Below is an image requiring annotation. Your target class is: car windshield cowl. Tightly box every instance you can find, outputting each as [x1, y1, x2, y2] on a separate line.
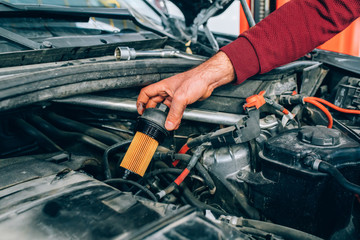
[0, 1, 174, 39]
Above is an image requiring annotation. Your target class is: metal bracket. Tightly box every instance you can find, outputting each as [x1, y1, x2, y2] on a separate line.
[190, 0, 233, 51]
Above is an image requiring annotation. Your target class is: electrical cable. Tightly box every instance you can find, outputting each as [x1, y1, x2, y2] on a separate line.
[143, 168, 205, 188]
[104, 178, 157, 202]
[156, 145, 206, 199]
[173, 134, 211, 167]
[172, 144, 189, 166]
[178, 144, 190, 154]
[305, 97, 360, 115]
[153, 152, 217, 194]
[280, 94, 359, 129]
[303, 98, 333, 128]
[186, 134, 212, 149]
[265, 97, 293, 117]
[103, 140, 132, 179]
[182, 186, 227, 216]
[145, 160, 225, 215]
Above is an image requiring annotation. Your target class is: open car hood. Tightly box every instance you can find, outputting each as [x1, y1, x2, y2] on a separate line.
[168, 0, 234, 26]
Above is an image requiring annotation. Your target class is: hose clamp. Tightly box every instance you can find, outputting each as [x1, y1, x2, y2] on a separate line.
[312, 159, 322, 171]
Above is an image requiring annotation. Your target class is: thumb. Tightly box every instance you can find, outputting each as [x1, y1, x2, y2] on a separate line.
[165, 96, 187, 131]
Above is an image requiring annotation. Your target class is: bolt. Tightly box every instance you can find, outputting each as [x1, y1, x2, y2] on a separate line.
[236, 171, 243, 179]
[264, 115, 274, 123]
[41, 41, 53, 48]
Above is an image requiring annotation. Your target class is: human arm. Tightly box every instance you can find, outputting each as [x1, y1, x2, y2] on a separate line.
[137, 0, 360, 131]
[137, 51, 236, 130]
[223, 0, 360, 83]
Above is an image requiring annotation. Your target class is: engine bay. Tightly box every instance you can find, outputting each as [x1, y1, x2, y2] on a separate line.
[0, 50, 359, 240]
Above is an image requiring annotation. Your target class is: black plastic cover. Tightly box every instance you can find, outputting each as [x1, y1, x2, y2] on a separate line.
[136, 104, 169, 143]
[0, 156, 250, 239]
[238, 126, 360, 238]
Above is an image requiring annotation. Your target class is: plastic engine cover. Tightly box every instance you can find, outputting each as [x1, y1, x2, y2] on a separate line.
[0, 159, 250, 240]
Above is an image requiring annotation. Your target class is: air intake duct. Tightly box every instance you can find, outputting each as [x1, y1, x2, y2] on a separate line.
[120, 104, 169, 177]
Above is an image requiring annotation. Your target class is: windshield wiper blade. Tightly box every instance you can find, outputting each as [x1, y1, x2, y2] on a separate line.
[0, 26, 41, 50]
[0, 1, 173, 38]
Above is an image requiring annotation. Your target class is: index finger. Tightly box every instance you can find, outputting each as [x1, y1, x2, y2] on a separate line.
[137, 83, 168, 114]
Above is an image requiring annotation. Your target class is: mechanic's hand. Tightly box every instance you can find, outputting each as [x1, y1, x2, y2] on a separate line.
[137, 51, 235, 131]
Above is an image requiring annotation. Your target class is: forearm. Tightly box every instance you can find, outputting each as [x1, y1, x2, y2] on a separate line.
[184, 51, 236, 90]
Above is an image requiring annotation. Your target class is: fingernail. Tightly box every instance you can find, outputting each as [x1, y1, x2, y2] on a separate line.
[165, 121, 175, 130]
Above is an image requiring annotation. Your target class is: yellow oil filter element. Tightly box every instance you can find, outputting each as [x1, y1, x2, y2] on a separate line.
[120, 104, 169, 177]
[120, 132, 159, 176]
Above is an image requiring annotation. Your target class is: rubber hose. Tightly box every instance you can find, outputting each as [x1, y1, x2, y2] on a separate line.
[13, 118, 63, 152]
[239, 218, 323, 240]
[28, 115, 108, 151]
[103, 140, 132, 179]
[318, 161, 360, 195]
[143, 168, 184, 180]
[47, 112, 124, 145]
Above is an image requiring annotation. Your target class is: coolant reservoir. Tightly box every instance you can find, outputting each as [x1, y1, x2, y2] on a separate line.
[240, 126, 360, 238]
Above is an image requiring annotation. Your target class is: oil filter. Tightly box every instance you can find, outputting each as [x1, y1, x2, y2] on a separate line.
[120, 104, 169, 177]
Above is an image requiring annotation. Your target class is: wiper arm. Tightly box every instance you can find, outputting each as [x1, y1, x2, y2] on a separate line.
[0, 1, 173, 38]
[0, 26, 41, 50]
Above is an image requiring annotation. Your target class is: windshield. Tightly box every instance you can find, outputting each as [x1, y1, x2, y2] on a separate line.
[5, 0, 163, 24]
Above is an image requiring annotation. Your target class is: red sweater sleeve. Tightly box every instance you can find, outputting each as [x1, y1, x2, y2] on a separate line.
[220, 0, 360, 84]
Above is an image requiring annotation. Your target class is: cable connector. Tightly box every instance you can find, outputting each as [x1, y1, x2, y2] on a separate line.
[279, 94, 305, 106]
[209, 108, 260, 148]
[243, 91, 266, 110]
[265, 98, 294, 118]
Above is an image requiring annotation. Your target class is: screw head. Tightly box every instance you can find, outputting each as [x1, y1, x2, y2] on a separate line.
[41, 41, 53, 48]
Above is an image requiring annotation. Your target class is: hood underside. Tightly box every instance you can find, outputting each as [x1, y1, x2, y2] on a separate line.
[169, 0, 234, 26]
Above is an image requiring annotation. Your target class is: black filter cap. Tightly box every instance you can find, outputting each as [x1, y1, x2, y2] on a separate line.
[136, 103, 169, 142]
[298, 126, 341, 146]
